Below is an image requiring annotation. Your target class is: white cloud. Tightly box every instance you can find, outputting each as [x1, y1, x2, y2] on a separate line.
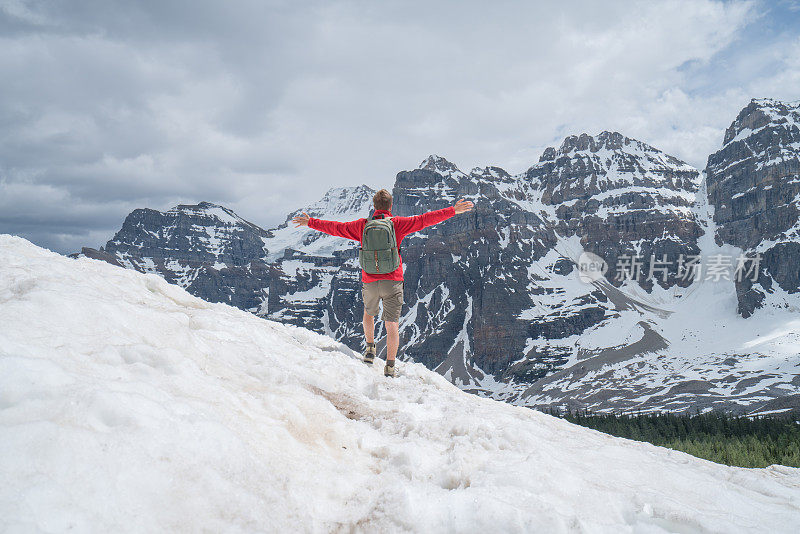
[1, 0, 798, 253]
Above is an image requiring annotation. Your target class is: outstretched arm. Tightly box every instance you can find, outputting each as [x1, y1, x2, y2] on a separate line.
[292, 212, 363, 241]
[393, 198, 474, 235]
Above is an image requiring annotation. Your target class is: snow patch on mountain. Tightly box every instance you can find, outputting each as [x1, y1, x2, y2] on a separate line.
[262, 185, 375, 262]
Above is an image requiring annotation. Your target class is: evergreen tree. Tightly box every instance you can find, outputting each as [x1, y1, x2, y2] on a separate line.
[545, 407, 800, 468]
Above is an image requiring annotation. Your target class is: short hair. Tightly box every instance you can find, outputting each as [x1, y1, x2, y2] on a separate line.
[373, 189, 392, 210]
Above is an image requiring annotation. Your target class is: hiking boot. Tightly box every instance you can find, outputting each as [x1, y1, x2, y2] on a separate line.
[363, 342, 376, 365]
[384, 360, 396, 377]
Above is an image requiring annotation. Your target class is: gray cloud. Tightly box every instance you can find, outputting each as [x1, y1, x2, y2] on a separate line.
[0, 0, 798, 254]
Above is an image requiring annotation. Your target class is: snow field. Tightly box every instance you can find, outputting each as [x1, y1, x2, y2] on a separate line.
[1, 235, 799, 533]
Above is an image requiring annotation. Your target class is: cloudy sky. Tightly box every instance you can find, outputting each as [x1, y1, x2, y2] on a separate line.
[1, 0, 799, 254]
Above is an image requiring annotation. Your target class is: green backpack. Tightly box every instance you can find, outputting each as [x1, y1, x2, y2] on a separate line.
[359, 215, 401, 274]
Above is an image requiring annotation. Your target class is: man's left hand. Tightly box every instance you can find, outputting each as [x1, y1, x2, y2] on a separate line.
[292, 212, 311, 227]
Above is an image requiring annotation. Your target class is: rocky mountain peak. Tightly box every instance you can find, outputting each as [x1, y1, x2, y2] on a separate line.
[539, 131, 680, 167]
[470, 166, 512, 181]
[293, 185, 375, 219]
[550, 131, 629, 156]
[419, 154, 465, 178]
[167, 201, 252, 228]
[558, 132, 593, 154]
[532, 129, 698, 198]
[320, 184, 373, 199]
[722, 98, 800, 146]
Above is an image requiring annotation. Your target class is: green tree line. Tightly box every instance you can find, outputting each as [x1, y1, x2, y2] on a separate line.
[544, 408, 800, 468]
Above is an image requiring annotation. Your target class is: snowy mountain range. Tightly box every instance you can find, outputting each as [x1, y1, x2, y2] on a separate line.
[72, 98, 800, 415]
[3, 235, 799, 532]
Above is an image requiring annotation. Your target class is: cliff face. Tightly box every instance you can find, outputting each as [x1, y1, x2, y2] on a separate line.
[390, 157, 559, 381]
[706, 99, 800, 316]
[73, 100, 800, 414]
[532, 131, 704, 291]
[101, 202, 272, 312]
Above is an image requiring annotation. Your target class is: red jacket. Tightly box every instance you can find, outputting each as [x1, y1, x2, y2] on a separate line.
[308, 206, 456, 283]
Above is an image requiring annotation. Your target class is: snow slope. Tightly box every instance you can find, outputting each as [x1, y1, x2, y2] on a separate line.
[2, 235, 799, 533]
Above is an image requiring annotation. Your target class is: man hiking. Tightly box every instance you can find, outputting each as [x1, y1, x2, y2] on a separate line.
[292, 189, 474, 377]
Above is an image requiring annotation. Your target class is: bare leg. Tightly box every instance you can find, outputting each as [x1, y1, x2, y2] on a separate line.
[363, 309, 375, 344]
[385, 321, 399, 362]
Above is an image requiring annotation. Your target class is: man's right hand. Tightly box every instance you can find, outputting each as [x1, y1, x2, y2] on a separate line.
[454, 198, 474, 214]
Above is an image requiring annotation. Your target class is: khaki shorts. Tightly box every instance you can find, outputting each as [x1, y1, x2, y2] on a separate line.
[362, 280, 404, 322]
